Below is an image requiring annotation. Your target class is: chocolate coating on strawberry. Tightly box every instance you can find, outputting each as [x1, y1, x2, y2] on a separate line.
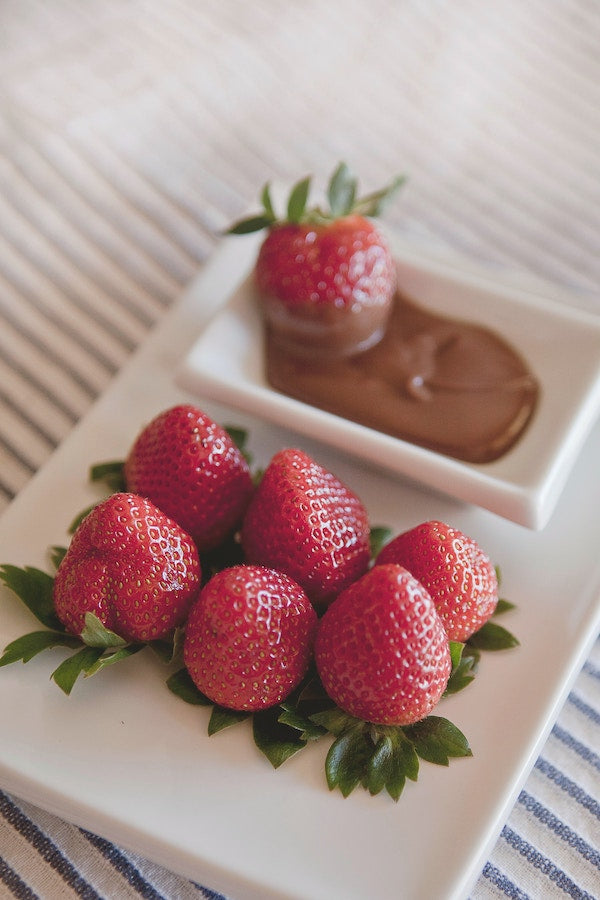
[183, 565, 317, 711]
[124, 405, 253, 552]
[241, 447, 371, 607]
[376, 520, 498, 642]
[256, 216, 395, 358]
[229, 163, 404, 358]
[315, 564, 451, 726]
[53, 493, 201, 643]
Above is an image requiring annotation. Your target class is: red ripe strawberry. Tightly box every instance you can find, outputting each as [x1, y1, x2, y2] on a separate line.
[315, 564, 451, 726]
[229, 163, 404, 358]
[53, 492, 201, 643]
[240, 447, 371, 607]
[375, 520, 498, 642]
[124, 404, 253, 552]
[183, 564, 317, 711]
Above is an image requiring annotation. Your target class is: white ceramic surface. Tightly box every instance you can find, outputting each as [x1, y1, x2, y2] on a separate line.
[1, 237, 600, 900]
[178, 235, 600, 529]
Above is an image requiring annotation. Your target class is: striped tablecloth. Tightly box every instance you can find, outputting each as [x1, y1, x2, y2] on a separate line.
[1, 2, 599, 897]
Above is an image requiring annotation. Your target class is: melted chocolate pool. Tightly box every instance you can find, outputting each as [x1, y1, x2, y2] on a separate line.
[264, 292, 539, 464]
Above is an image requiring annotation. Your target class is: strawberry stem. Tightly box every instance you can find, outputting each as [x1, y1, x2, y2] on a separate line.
[226, 162, 406, 234]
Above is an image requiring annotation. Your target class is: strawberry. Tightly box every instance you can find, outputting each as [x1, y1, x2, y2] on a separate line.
[229, 163, 404, 358]
[375, 520, 498, 642]
[183, 564, 317, 711]
[123, 404, 253, 552]
[315, 563, 451, 726]
[240, 447, 371, 607]
[53, 492, 201, 643]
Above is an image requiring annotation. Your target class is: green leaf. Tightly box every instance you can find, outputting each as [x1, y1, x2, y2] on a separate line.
[224, 425, 253, 467]
[294, 670, 332, 707]
[494, 598, 515, 615]
[79, 613, 127, 649]
[369, 525, 393, 559]
[0, 564, 63, 631]
[0, 630, 81, 667]
[444, 646, 478, 696]
[208, 705, 249, 735]
[68, 503, 97, 534]
[405, 716, 472, 765]
[224, 425, 249, 453]
[468, 620, 520, 651]
[49, 546, 67, 571]
[85, 643, 144, 677]
[327, 162, 357, 217]
[365, 733, 398, 797]
[366, 727, 419, 800]
[278, 706, 327, 741]
[149, 627, 185, 665]
[279, 671, 335, 736]
[285, 667, 334, 710]
[310, 706, 362, 736]
[286, 176, 311, 223]
[89, 460, 126, 492]
[261, 182, 276, 221]
[166, 667, 213, 706]
[227, 214, 275, 235]
[51, 645, 106, 695]
[352, 174, 406, 217]
[449, 641, 464, 670]
[253, 706, 307, 768]
[325, 726, 373, 797]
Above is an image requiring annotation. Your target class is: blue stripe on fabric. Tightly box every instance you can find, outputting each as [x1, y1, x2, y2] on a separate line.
[501, 825, 597, 899]
[82, 833, 227, 899]
[518, 790, 600, 869]
[195, 884, 228, 900]
[480, 861, 529, 898]
[568, 692, 600, 727]
[535, 757, 600, 820]
[551, 724, 600, 772]
[0, 433, 37, 474]
[0, 386, 58, 448]
[80, 831, 168, 900]
[582, 659, 600, 681]
[0, 791, 101, 899]
[0, 855, 38, 900]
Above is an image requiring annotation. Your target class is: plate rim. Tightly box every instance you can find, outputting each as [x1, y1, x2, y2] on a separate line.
[1, 234, 600, 900]
[176, 234, 600, 530]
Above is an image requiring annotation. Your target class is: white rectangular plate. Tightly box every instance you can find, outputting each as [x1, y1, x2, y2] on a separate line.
[178, 234, 600, 529]
[1, 237, 600, 900]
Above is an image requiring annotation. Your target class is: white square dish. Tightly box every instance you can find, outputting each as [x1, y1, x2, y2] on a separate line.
[1, 235, 600, 900]
[177, 234, 600, 529]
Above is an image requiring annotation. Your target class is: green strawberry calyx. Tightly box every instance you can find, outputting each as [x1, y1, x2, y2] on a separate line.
[227, 162, 406, 235]
[0, 426, 255, 696]
[167, 595, 518, 803]
[167, 662, 473, 802]
[0, 562, 179, 695]
[1, 427, 520, 800]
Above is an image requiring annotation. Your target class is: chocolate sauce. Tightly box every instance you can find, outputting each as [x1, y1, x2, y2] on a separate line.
[264, 293, 539, 464]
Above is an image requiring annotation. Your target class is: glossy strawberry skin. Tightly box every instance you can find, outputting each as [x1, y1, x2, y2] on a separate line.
[256, 215, 395, 310]
[375, 520, 498, 642]
[124, 405, 254, 552]
[183, 565, 317, 711]
[315, 564, 451, 726]
[53, 493, 201, 643]
[255, 216, 395, 357]
[240, 448, 371, 607]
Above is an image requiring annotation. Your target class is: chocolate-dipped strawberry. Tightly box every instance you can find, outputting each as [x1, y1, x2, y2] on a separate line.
[229, 163, 404, 359]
